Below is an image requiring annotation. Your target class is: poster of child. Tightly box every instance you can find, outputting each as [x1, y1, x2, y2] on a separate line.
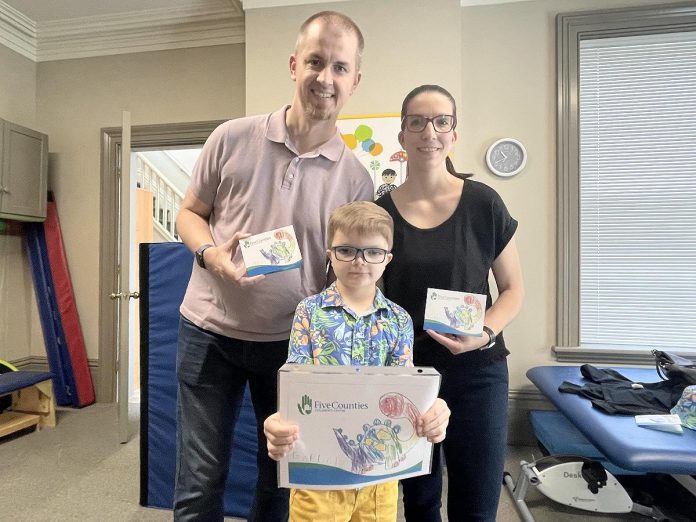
[376, 168, 397, 198]
[337, 115, 406, 198]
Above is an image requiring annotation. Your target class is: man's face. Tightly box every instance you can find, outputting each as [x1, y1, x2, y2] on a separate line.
[290, 21, 362, 122]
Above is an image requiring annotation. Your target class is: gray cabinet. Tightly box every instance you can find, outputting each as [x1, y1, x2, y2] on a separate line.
[0, 119, 48, 222]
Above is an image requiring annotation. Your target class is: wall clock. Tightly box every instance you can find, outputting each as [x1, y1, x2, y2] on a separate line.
[485, 138, 527, 177]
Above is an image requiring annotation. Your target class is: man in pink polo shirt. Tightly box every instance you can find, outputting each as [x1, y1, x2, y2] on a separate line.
[173, 11, 373, 522]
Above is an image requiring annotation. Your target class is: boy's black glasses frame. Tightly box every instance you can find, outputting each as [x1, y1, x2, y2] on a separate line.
[331, 246, 389, 264]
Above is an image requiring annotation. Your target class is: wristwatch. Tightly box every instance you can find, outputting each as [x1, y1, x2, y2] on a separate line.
[480, 325, 497, 350]
[195, 244, 214, 269]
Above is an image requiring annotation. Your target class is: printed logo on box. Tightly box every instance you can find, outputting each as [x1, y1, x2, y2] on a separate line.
[240, 225, 303, 276]
[423, 288, 486, 336]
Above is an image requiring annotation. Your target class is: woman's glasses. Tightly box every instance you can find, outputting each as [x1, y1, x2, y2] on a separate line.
[331, 246, 389, 264]
[402, 114, 456, 133]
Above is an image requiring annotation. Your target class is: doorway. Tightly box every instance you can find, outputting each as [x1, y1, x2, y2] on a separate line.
[127, 147, 202, 406]
[98, 120, 224, 408]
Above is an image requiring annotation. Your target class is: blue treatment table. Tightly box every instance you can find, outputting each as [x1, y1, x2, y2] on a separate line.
[504, 366, 696, 522]
[526, 366, 696, 477]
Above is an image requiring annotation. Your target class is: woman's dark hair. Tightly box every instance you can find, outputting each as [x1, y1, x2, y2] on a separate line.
[401, 84, 472, 179]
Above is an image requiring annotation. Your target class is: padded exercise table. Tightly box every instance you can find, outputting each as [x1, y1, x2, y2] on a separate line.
[527, 366, 696, 494]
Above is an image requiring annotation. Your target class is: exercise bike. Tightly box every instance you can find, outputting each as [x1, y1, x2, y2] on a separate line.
[503, 455, 687, 521]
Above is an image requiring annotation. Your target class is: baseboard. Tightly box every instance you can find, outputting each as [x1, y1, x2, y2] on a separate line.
[508, 387, 554, 445]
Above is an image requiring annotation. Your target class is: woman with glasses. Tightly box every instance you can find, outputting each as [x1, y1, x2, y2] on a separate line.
[376, 85, 524, 522]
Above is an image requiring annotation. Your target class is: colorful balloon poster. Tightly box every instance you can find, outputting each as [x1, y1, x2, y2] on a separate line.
[337, 114, 406, 200]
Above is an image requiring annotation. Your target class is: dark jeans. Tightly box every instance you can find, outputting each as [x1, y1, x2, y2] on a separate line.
[402, 358, 509, 522]
[173, 316, 290, 522]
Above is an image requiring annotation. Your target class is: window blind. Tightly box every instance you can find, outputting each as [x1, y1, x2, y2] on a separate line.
[579, 32, 696, 350]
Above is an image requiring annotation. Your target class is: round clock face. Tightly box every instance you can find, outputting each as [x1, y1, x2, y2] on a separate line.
[486, 138, 527, 177]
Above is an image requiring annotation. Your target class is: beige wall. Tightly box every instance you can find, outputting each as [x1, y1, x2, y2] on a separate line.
[0, 45, 36, 127]
[1, 44, 245, 366]
[0, 45, 39, 365]
[457, 0, 687, 389]
[1, 0, 687, 396]
[249, 0, 685, 392]
[245, 0, 462, 117]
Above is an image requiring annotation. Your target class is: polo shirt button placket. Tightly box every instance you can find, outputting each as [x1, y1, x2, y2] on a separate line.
[283, 157, 300, 189]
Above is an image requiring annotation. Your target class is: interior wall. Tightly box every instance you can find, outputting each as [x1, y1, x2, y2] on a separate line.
[31, 44, 245, 367]
[0, 45, 39, 365]
[2, 0, 687, 398]
[0, 44, 36, 127]
[245, 0, 462, 118]
[457, 0, 689, 390]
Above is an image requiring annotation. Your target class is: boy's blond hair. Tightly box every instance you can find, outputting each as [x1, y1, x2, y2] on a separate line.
[327, 201, 393, 249]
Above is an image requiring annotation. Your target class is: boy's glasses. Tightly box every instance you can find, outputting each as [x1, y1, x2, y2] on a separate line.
[402, 114, 456, 133]
[331, 246, 389, 264]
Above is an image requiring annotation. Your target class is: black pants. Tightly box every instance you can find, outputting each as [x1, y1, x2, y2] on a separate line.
[173, 316, 290, 521]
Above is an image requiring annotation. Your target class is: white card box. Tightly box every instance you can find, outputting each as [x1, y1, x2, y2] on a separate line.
[239, 225, 302, 276]
[423, 288, 486, 336]
[277, 364, 441, 490]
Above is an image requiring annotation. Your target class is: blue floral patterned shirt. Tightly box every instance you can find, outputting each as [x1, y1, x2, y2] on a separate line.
[287, 283, 414, 367]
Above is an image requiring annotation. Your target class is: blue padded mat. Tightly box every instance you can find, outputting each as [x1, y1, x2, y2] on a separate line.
[529, 410, 640, 476]
[139, 242, 258, 518]
[25, 223, 77, 406]
[0, 371, 53, 396]
[527, 366, 696, 475]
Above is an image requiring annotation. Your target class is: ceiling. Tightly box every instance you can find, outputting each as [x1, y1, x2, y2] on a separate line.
[2, 0, 242, 22]
[0, 0, 531, 62]
[0, 0, 245, 61]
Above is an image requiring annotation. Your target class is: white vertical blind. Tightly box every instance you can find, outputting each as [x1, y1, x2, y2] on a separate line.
[579, 32, 696, 350]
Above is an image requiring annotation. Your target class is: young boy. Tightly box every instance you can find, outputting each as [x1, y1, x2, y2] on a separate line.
[263, 201, 450, 522]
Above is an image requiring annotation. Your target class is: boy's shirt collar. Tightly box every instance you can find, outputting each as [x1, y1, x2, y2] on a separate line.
[319, 282, 389, 314]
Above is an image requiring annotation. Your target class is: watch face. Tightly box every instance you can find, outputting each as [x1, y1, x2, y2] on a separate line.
[486, 138, 527, 177]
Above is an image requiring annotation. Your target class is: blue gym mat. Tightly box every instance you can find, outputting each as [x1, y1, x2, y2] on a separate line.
[25, 222, 77, 406]
[139, 242, 258, 518]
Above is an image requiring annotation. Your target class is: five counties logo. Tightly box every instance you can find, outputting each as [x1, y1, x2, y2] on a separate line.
[297, 394, 312, 415]
[296, 394, 368, 415]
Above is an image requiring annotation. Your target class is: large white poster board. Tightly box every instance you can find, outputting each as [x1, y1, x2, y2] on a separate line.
[278, 364, 441, 490]
[337, 114, 406, 199]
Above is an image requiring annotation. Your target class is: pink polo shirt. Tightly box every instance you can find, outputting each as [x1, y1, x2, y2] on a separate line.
[179, 106, 374, 341]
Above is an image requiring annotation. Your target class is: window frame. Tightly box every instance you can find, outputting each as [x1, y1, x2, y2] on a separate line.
[555, 4, 696, 364]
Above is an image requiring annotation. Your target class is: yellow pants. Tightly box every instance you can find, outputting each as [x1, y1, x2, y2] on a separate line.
[289, 481, 398, 522]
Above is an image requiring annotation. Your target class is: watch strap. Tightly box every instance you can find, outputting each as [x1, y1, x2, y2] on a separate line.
[481, 325, 496, 350]
[195, 244, 214, 269]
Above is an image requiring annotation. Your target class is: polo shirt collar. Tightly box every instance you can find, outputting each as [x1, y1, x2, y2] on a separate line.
[266, 105, 344, 162]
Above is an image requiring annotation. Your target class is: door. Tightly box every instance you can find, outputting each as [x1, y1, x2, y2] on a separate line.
[114, 111, 137, 443]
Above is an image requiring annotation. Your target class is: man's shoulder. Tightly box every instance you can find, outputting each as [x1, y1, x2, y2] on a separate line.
[218, 112, 271, 134]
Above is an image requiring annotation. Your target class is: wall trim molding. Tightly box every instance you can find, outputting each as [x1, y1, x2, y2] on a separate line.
[0, 0, 36, 61]
[0, 0, 244, 62]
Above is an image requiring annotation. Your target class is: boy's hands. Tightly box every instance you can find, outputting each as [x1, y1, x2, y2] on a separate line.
[206, 232, 265, 286]
[416, 398, 450, 444]
[263, 412, 299, 461]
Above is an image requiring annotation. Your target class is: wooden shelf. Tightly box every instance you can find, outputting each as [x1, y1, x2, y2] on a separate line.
[0, 410, 40, 438]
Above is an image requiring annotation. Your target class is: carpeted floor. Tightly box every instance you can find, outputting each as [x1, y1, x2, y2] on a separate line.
[0, 403, 664, 521]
